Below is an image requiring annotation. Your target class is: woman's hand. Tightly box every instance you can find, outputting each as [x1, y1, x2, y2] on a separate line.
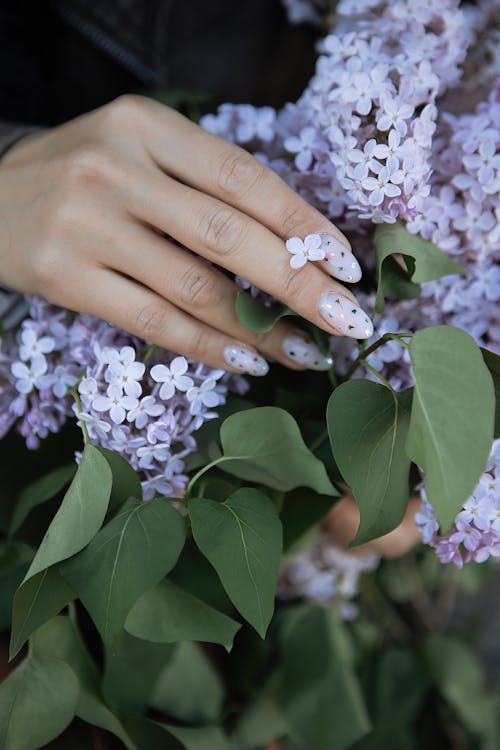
[0, 95, 371, 375]
[325, 495, 422, 558]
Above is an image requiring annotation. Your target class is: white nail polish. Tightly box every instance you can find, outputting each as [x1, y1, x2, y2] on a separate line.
[318, 292, 373, 339]
[223, 345, 269, 376]
[318, 233, 362, 283]
[282, 335, 333, 371]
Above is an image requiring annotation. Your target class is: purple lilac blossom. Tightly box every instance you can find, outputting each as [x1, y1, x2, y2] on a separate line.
[0, 296, 247, 499]
[415, 441, 500, 568]
[278, 534, 380, 619]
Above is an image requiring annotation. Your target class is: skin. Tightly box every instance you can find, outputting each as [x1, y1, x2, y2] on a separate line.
[0, 94, 363, 373]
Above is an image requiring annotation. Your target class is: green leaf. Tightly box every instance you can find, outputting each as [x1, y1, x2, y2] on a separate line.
[60, 498, 185, 644]
[0, 541, 33, 630]
[482, 348, 500, 439]
[10, 445, 112, 657]
[10, 568, 74, 660]
[125, 578, 241, 651]
[119, 715, 183, 750]
[327, 381, 413, 544]
[281, 488, 337, 551]
[102, 629, 175, 712]
[424, 635, 496, 738]
[9, 464, 76, 536]
[0, 656, 78, 750]
[167, 725, 234, 750]
[374, 222, 464, 312]
[31, 616, 136, 749]
[98, 447, 143, 516]
[219, 407, 336, 495]
[235, 291, 295, 333]
[279, 607, 370, 750]
[234, 673, 288, 749]
[189, 489, 282, 637]
[406, 326, 495, 530]
[151, 642, 225, 724]
[22, 444, 112, 580]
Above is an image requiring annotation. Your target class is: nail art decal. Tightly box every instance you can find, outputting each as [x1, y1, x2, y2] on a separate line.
[223, 345, 269, 376]
[318, 292, 373, 339]
[282, 335, 333, 371]
[318, 233, 362, 283]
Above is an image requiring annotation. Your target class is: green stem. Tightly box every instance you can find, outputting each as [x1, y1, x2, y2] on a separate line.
[327, 367, 338, 389]
[71, 387, 90, 445]
[310, 428, 329, 453]
[360, 360, 394, 390]
[143, 344, 158, 365]
[186, 455, 233, 498]
[343, 332, 413, 380]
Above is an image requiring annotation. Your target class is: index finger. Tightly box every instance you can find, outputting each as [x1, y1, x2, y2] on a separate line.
[142, 101, 360, 280]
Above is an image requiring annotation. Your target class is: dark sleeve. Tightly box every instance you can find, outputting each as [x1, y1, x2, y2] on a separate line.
[0, 1, 51, 158]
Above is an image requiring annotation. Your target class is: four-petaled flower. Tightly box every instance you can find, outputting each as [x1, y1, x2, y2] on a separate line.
[347, 138, 386, 180]
[284, 127, 326, 171]
[361, 167, 401, 205]
[151, 357, 194, 400]
[377, 96, 414, 136]
[127, 396, 165, 429]
[286, 234, 325, 269]
[92, 384, 139, 425]
[19, 328, 55, 362]
[11, 355, 50, 394]
[187, 379, 221, 416]
[107, 357, 145, 398]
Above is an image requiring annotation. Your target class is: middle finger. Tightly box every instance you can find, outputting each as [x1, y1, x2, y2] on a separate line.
[129, 166, 374, 340]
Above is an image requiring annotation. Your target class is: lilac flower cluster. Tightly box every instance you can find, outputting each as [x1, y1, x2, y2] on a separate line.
[203, 0, 474, 226]
[278, 534, 379, 620]
[0, 296, 246, 499]
[416, 441, 500, 568]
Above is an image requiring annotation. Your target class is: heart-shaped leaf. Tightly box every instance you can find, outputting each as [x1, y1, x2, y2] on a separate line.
[406, 326, 495, 530]
[9, 464, 76, 536]
[327, 380, 412, 544]
[189, 489, 282, 637]
[60, 498, 186, 644]
[235, 291, 295, 333]
[219, 407, 336, 496]
[125, 578, 241, 651]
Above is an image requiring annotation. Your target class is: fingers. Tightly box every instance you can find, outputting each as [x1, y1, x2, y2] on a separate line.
[143, 101, 352, 254]
[72, 267, 270, 375]
[105, 221, 334, 372]
[127, 166, 373, 340]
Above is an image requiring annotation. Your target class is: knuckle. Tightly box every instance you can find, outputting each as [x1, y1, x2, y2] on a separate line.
[281, 266, 307, 304]
[279, 204, 312, 238]
[30, 243, 64, 289]
[215, 149, 265, 199]
[178, 266, 222, 307]
[100, 94, 150, 129]
[199, 206, 246, 256]
[134, 304, 169, 341]
[62, 144, 118, 185]
[186, 328, 208, 360]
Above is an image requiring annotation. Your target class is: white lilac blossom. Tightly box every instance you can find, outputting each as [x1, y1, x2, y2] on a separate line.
[0, 296, 247, 497]
[285, 233, 325, 268]
[278, 535, 380, 620]
[415, 441, 500, 568]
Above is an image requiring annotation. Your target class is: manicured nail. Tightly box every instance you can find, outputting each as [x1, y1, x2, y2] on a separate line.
[223, 345, 269, 376]
[318, 292, 373, 339]
[318, 233, 362, 283]
[282, 334, 333, 371]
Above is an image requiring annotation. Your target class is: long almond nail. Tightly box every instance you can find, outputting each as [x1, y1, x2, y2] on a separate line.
[318, 292, 373, 339]
[318, 233, 362, 283]
[282, 334, 333, 371]
[223, 345, 269, 376]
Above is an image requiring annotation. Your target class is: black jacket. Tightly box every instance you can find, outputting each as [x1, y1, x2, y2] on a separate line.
[0, 0, 315, 157]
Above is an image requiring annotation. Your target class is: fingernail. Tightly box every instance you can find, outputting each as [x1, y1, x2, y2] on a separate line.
[223, 345, 269, 376]
[318, 233, 362, 283]
[318, 292, 373, 339]
[282, 334, 333, 371]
